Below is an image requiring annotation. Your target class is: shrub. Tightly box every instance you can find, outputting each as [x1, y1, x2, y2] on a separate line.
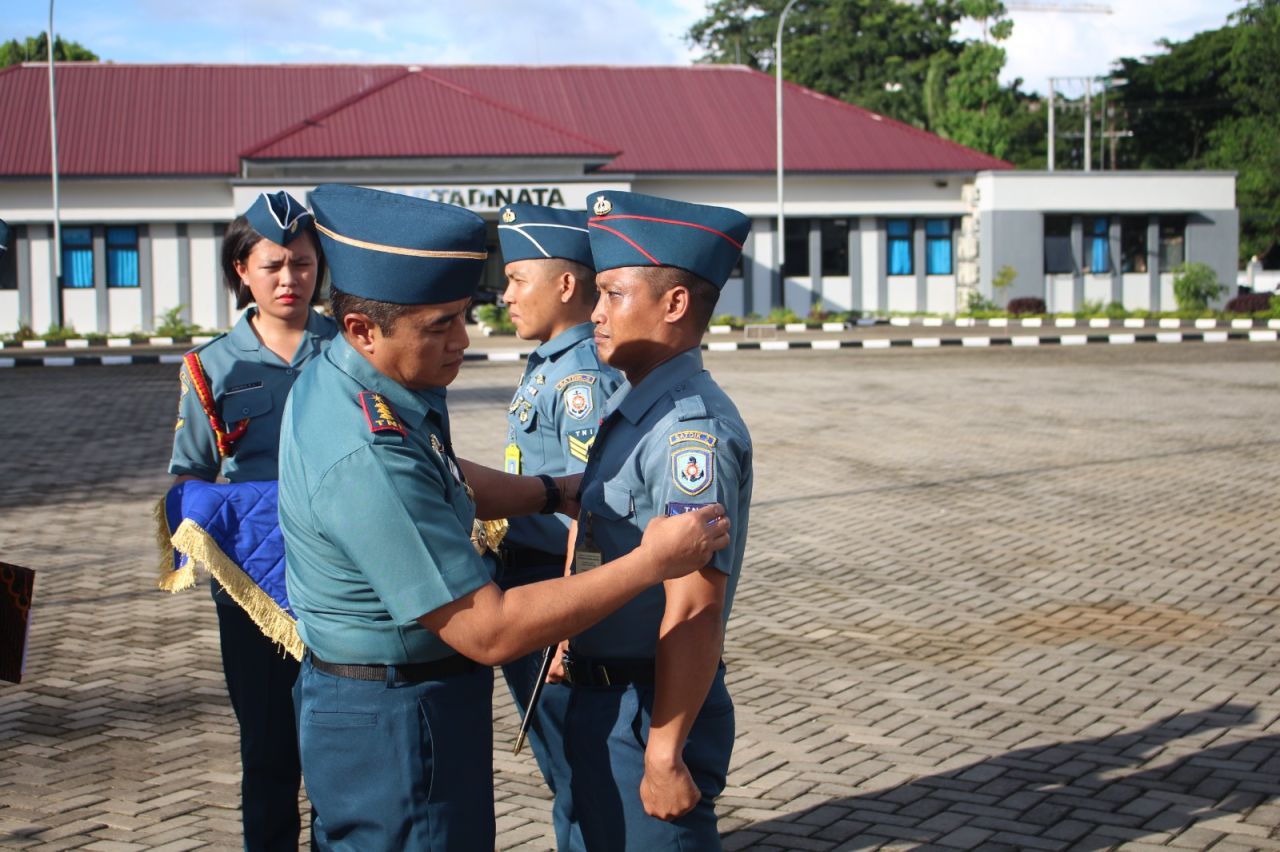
[1104, 301, 1129, 319]
[154, 306, 202, 338]
[964, 290, 1000, 314]
[475, 304, 516, 334]
[1076, 298, 1105, 319]
[766, 306, 799, 325]
[1007, 297, 1046, 316]
[41, 323, 80, 341]
[1224, 292, 1273, 314]
[711, 314, 742, 329]
[1171, 262, 1224, 313]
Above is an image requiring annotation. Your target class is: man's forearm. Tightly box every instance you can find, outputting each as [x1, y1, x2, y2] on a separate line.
[457, 458, 545, 519]
[646, 605, 724, 766]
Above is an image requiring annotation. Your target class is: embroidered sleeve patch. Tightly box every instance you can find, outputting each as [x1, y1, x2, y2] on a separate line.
[563, 384, 594, 421]
[555, 372, 597, 391]
[669, 429, 717, 448]
[671, 447, 713, 496]
[358, 391, 406, 435]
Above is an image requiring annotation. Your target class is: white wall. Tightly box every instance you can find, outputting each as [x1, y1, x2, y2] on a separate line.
[718, 277, 746, 318]
[150, 224, 182, 320]
[860, 220, 878, 312]
[1122, 274, 1150, 310]
[1048, 275, 1073, 313]
[108, 288, 143, 334]
[63, 289, 97, 334]
[1084, 275, 1112, 308]
[886, 276, 915, 312]
[635, 175, 967, 218]
[188, 224, 219, 330]
[28, 229, 53, 332]
[975, 171, 1236, 213]
[821, 276, 853, 312]
[0, 292, 18, 334]
[926, 276, 956, 315]
[1160, 273, 1175, 311]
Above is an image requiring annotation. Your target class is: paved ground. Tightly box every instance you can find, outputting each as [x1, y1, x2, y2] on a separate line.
[0, 342, 1277, 850]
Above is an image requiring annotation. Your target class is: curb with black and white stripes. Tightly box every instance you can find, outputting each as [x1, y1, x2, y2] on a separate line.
[2, 329, 1277, 368]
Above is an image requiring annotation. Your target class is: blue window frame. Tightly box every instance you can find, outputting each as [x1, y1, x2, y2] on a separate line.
[1085, 216, 1110, 274]
[62, 226, 94, 288]
[107, 226, 140, 288]
[887, 218, 912, 276]
[925, 219, 952, 275]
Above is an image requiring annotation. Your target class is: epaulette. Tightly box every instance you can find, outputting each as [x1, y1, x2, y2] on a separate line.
[357, 391, 407, 436]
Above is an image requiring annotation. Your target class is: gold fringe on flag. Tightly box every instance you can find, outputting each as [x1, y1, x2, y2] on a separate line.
[152, 496, 303, 660]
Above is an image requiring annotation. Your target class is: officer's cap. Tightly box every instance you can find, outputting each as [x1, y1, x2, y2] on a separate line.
[311, 184, 488, 306]
[498, 204, 593, 270]
[243, 191, 314, 247]
[587, 191, 751, 290]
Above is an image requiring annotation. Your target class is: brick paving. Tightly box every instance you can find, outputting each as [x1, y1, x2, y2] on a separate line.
[0, 342, 1277, 850]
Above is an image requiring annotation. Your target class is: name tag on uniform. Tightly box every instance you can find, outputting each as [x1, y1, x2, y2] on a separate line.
[504, 443, 521, 475]
[573, 514, 604, 573]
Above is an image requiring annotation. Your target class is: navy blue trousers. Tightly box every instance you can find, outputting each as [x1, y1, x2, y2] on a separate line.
[560, 667, 734, 851]
[498, 556, 585, 850]
[214, 585, 303, 852]
[294, 655, 495, 851]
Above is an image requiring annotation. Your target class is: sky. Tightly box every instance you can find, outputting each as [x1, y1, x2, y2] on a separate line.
[11, 1, 1236, 95]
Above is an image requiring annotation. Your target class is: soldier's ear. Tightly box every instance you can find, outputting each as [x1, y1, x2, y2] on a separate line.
[558, 270, 576, 305]
[343, 312, 378, 352]
[663, 284, 692, 325]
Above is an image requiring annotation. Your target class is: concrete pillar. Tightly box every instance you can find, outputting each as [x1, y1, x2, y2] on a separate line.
[848, 222, 861, 312]
[914, 218, 927, 312]
[1070, 215, 1084, 313]
[1147, 216, 1160, 312]
[94, 226, 108, 334]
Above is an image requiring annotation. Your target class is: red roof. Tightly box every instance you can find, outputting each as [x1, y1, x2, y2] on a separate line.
[0, 63, 1011, 177]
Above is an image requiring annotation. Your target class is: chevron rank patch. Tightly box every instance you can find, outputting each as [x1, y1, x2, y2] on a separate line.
[358, 391, 406, 436]
[567, 427, 596, 463]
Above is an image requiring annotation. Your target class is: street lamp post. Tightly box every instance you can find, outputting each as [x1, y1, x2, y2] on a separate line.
[775, 0, 798, 304]
[48, 0, 64, 326]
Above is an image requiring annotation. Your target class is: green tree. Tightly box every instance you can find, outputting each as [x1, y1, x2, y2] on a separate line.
[0, 32, 99, 67]
[926, 0, 1017, 159]
[687, 0, 966, 130]
[1205, 0, 1280, 261]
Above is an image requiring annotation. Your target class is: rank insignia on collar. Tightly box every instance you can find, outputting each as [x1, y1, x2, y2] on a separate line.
[671, 447, 713, 496]
[519, 410, 529, 423]
[509, 399, 521, 414]
[593, 195, 612, 216]
[525, 385, 539, 397]
[535, 374, 545, 385]
[358, 391, 406, 436]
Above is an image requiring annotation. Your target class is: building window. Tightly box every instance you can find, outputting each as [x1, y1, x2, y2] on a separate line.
[62, 226, 94, 288]
[1120, 216, 1148, 273]
[783, 218, 810, 277]
[1159, 216, 1185, 270]
[925, 218, 953, 275]
[887, 218, 912, 276]
[1084, 216, 1110, 274]
[0, 226, 16, 290]
[107, 226, 140, 288]
[820, 219, 849, 276]
[1043, 215, 1074, 274]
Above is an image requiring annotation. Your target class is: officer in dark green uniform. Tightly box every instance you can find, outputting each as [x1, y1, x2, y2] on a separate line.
[496, 203, 621, 849]
[551, 191, 754, 850]
[278, 184, 733, 851]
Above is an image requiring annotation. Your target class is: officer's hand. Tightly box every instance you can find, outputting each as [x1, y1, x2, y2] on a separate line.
[546, 640, 569, 684]
[641, 753, 701, 821]
[555, 474, 583, 519]
[640, 504, 730, 581]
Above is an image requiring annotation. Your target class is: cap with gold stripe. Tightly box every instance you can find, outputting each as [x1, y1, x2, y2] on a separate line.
[311, 183, 488, 305]
[587, 191, 751, 290]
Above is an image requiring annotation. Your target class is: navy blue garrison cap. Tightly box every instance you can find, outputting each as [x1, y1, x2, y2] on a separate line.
[310, 184, 488, 306]
[587, 191, 751, 289]
[243, 191, 313, 246]
[0, 219, 9, 254]
[497, 204, 593, 269]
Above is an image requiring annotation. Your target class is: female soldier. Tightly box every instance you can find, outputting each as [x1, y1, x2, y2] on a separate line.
[168, 191, 336, 851]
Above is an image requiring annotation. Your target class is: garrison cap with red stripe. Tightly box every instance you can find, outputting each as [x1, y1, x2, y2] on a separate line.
[310, 183, 488, 305]
[586, 191, 751, 289]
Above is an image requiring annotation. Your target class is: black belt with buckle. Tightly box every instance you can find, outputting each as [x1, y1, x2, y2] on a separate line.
[562, 653, 656, 687]
[311, 654, 478, 684]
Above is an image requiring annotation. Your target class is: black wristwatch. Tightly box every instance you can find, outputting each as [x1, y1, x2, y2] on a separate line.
[536, 473, 561, 515]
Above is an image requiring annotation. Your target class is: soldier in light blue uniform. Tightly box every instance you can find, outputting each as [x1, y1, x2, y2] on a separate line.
[496, 203, 622, 848]
[278, 184, 733, 851]
[550, 191, 754, 850]
[168, 191, 335, 851]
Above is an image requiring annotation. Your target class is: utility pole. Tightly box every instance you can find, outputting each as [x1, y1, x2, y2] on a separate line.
[1047, 79, 1055, 171]
[48, 2, 64, 326]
